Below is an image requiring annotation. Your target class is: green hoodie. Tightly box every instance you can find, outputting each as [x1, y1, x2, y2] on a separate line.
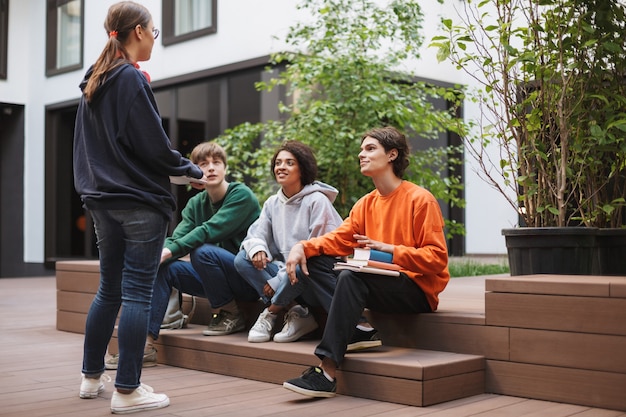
[164, 182, 260, 259]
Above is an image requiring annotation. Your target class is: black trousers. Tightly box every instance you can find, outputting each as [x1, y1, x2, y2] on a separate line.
[314, 270, 431, 366]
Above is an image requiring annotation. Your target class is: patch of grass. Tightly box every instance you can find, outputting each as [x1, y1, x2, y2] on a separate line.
[448, 259, 510, 278]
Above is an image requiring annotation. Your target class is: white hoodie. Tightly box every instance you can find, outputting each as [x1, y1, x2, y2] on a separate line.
[240, 181, 343, 289]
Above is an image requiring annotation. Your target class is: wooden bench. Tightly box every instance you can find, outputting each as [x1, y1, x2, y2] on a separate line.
[132, 328, 484, 407]
[55, 260, 485, 407]
[483, 275, 626, 411]
[55, 259, 290, 333]
[56, 260, 100, 333]
[56, 260, 626, 411]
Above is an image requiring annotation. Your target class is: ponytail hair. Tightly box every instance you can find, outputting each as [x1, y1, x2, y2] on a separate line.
[83, 1, 152, 102]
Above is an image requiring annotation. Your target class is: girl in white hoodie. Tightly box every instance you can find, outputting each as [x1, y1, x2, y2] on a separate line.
[234, 140, 343, 343]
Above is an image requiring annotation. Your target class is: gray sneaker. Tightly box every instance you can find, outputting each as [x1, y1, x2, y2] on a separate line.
[202, 310, 245, 336]
[105, 346, 157, 370]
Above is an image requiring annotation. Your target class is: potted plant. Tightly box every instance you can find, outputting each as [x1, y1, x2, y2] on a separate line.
[431, 0, 626, 275]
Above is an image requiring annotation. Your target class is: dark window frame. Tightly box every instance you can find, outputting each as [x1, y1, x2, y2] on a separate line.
[0, 0, 8, 79]
[45, 0, 84, 77]
[161, 0, 217, 46]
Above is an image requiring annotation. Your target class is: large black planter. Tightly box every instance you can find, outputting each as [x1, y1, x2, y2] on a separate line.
[594, 228, 626, 276]
[502, 227, 597, 276]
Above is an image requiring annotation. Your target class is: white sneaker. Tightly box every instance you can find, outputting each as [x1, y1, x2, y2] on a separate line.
[79, 373, 111, 399]
[248, 308, 277, 343]
[110, 385, 170, 414]
[139, 383, 155, 393]
[273, 305, 318, 343]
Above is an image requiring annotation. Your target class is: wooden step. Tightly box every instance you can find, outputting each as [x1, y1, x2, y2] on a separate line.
[55, 261, 626, 411]
[56, 260, 486, 406]
[484, 274, 626, 411]
[485, 274, 626, 335]
[109, 327, 485, 407]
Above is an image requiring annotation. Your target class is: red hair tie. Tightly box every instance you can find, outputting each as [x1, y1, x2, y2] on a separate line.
[109, 31, 118, 38]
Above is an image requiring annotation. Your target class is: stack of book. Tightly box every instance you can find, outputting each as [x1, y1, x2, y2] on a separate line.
[333, 248, 401, 276]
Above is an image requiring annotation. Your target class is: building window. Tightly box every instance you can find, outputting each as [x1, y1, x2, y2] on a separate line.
[162, 0, 217, 46]
[0, 0, 8, 79]
[46, 0, 83, 76]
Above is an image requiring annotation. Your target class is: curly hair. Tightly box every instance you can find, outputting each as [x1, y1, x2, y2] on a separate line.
[270, 140, 318, 186]
[361, 126, 410, 178]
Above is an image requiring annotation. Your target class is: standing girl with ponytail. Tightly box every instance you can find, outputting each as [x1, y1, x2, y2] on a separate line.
[74, 2, 204, 413]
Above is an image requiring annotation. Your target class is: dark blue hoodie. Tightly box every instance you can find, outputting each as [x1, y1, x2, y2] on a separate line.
[73, 63, 202, 220]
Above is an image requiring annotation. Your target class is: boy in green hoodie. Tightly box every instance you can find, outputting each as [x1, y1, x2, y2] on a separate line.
[105, 141, 260, 369]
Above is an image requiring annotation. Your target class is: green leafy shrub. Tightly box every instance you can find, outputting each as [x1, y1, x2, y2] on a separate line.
[216, 0, 465, 238]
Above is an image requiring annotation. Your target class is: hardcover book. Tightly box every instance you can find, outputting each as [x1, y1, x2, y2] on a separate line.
[354, 248, 394, 263]
[333, 248, 401, 276]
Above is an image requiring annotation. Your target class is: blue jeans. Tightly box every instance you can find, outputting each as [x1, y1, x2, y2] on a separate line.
[233, 249, 280, 304]
[149, 245, 258, 339]
[190, 244, 259, 308]
[82, 208, 167, 391]
[148, 258, 206, 340]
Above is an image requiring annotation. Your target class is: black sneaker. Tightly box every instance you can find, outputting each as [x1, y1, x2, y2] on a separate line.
[346, 327, 382, 352]
[283, 366, 336, 398]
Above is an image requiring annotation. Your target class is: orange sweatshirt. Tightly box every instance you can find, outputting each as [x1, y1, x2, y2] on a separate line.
[302, 180, 450, 311]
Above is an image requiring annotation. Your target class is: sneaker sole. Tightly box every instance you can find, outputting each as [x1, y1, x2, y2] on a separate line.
[283, 381, 336, 398]
[346, 339, 382, 352]
[110, 397, 170, 414]
[248, 335, 271, 343]
[202, 326, 245, 336]
[79, 389, 102, 399]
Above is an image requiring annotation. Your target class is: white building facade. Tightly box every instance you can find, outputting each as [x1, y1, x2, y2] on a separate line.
[0, 0, 515, 277]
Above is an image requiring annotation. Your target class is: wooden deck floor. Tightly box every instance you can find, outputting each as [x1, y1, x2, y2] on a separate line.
[1, 275, 624, 417]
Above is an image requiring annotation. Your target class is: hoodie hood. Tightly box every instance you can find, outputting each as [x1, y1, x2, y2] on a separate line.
[79, 63, 131, 104]
[240, 180, 343, 273]
[278, 181, 339, 205]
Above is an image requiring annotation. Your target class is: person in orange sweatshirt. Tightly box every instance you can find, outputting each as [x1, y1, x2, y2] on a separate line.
[282, 125, 450, 398]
